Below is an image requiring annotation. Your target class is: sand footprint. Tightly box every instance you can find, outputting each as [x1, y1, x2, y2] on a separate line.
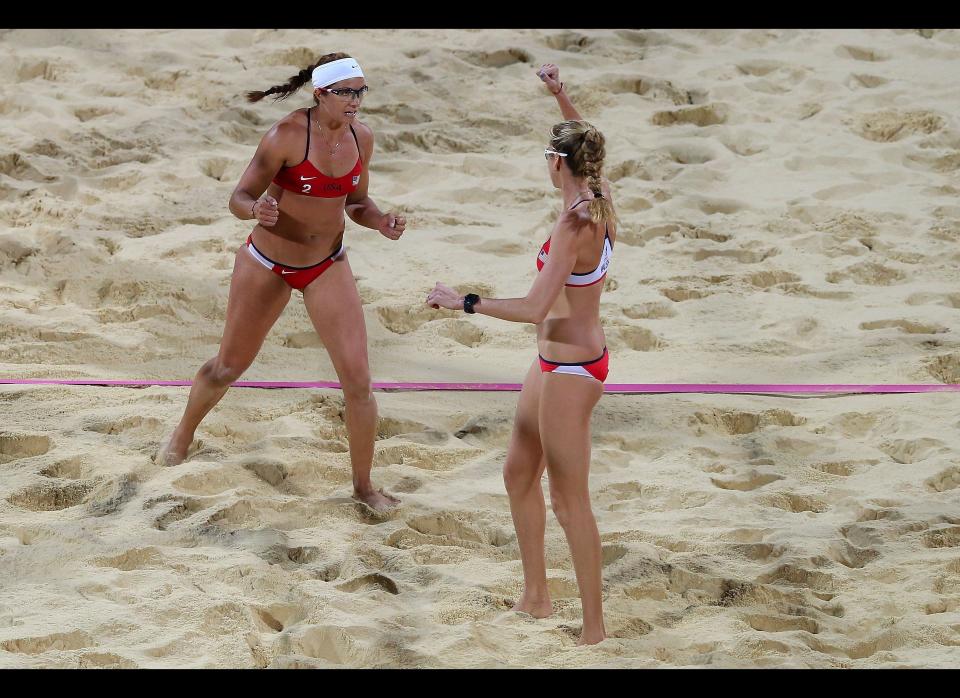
[607, 159, 652, 182]
[241, 457, 302, 495]
[606, 74, 707, 105]
[0, 630, 96, 655]
[744, 613, 820, 634]
[386, 511, 512, 551]
[614, 325, 663, 351]
[251, 603, 307, 634]
[39, 456, 84, 479]
[454, 48, 532, 68]
[692, 198, 749, 216]
[852, 110, 943, 143]
[623, 302, 676, 320]
[745, 270, 802, 288]
[877, 438, 945, 464]
[758, 492, 828, 514]
[0, 433, 52, 464]
[544, 31, 591, 52]
[825, 260, 906, 285]
[376, 304, 452, 334]
[7, 480, 96, 511]
[610, 618, 654, 639]
[660, 286, 712, 302]
[925, 466, 960, 493]
[663, 142, 719, 165]
[756, 563, 836, 592]
[73, 106, 115, 122]
[172, 467, 246, 496]
[735, 60, 787, 76]
[836, 45, 889, 62]
[0, 236, 38, 266]
[438, 319, 486, 348]
[84, 415, 164, 436]
[76, 652, 139, 669]
[827, 538, 880, 569]
[848, 73, 889, 89]
[85, 474, 139, 517]
[335, 573, 400, 595]
[13, 58, 62, 82]
[267, 545, 340, 580]
[728, 542, 784, 562]
[200, 157, 243, 182]
[374, 443, 479, 471]
[465, 238, 527, 257]
[691, 245, 773, 263]
[147, 495, 208, 531]
[710, 470, 784, 491]
[651, 104, 728, 127]
[925, 353, 960, 383]
[809, 460, 868, 476]
[691, 409, 806, 435]
[859, 319, 947, 334]
[922, 527, 960, 549]
[377, 416, 447, 444]
[93, 547, 165, 571]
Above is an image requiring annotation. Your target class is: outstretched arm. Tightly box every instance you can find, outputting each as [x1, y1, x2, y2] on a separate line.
[537, 63, 582, 122]
[426, 211, 583, 324]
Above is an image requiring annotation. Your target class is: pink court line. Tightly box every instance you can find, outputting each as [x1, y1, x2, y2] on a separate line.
[2, 379, 960, 394]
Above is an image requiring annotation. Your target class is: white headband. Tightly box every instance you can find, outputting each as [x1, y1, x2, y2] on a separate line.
[311, 58, 364, 88]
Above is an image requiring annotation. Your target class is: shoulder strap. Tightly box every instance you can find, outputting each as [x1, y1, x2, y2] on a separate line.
[349, 124, 362, 163]
[304, 107, 312, 160]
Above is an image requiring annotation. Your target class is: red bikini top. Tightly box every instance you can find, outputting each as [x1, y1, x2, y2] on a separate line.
[272, 107, 363, 198]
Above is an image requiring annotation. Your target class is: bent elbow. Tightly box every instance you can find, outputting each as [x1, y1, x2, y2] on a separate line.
[529, 306, 548, 325]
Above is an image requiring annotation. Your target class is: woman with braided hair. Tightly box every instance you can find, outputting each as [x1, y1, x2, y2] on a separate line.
[426, 64, 617, 644]
[160, 52, 404, 512]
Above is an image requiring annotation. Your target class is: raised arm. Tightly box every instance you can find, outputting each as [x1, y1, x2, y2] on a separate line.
[537, 63, 582, 122]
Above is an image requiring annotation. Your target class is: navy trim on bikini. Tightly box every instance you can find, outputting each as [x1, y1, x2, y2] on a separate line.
[537, 347, 608, 366]
[247, 237, 341, 270]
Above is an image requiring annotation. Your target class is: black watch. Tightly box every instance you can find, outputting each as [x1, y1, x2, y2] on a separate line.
[463, 293, 480, 314]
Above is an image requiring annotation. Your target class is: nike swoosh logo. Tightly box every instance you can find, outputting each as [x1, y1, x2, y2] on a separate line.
[299, 176, 317, 181]
[280, 270, 297, 275]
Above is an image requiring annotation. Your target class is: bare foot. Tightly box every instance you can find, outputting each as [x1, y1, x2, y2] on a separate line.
[577, 630, 606, 646]
[352, 487, 400, 512]
[512, 593, 553, 619]
[156, 429, 194, 466]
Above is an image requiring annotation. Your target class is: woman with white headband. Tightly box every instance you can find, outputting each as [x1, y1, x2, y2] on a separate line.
[426, 64, 616, 644]
[160, 52, 402, 512]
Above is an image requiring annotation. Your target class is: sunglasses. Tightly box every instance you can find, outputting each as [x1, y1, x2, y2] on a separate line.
[319, 86, 369, 100]
[544, 148, 568, 160]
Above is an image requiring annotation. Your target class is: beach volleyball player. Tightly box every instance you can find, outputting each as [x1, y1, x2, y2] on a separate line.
[159, 53, 404, 512]
[426, 64, 616, 644]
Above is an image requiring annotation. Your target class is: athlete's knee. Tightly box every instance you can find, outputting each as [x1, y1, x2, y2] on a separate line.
[549, 485, 591, 530]
[503, 459, 539, 495]
[202, 357, 247, 386]
[339, 368, 373, 403]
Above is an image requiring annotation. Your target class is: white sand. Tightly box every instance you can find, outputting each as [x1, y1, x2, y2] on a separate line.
[1, 28, 959, 667]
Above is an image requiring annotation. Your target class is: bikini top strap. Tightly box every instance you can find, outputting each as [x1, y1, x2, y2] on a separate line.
[304, 107, 312, 160]
[349, 124, 362, 164]
[569, 197, 591, 210]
